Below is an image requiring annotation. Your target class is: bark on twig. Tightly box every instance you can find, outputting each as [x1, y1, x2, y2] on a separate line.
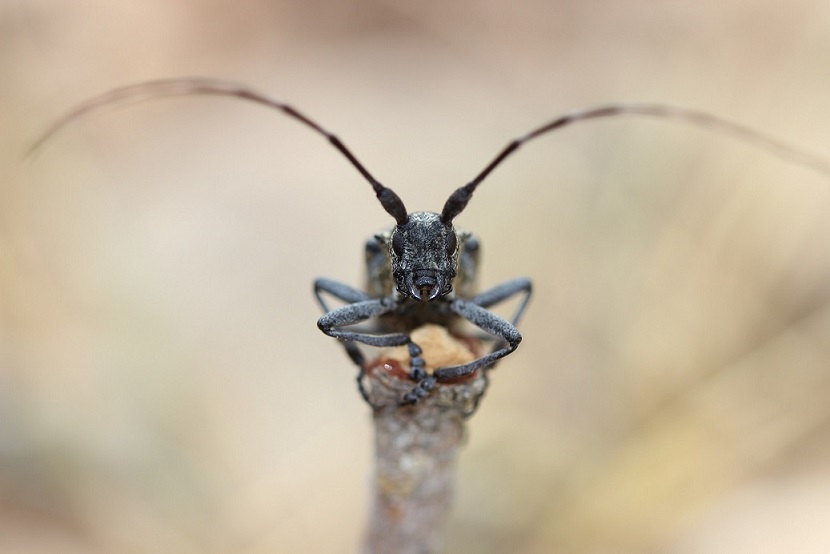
[359, 324, 489, 554]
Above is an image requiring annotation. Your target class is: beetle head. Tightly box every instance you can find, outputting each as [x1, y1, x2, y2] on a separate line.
[389, 212, 459, 302]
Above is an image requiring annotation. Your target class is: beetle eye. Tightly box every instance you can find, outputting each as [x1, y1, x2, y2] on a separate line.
[392, 230, 404, 256]
[446, 232, 457, 256]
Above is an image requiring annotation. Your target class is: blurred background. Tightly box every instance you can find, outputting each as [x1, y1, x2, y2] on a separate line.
[3, 1, 830, 552]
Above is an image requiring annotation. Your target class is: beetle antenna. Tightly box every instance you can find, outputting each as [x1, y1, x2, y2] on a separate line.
[441, 103, 830, 223]
[29, 77, 409, 224]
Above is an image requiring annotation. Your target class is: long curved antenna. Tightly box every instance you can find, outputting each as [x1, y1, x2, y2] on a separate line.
[29, 77, 410, 224]
[442, 103, 830, 223]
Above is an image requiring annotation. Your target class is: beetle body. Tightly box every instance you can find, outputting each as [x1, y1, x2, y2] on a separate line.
[315, 210, 531, 406]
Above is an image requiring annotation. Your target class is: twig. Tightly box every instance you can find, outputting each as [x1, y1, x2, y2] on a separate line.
[359, 324, 489, 554]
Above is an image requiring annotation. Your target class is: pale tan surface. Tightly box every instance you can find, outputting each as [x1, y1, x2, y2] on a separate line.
[382, 325, 476, 371]
[3, 1, 830, 552]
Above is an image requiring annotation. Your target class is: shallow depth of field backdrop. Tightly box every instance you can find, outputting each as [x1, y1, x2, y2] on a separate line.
[3, 1, 830, 553]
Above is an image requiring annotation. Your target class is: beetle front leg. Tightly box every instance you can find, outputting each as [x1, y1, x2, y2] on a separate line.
[469, 277, 532, 351]
[397, 345, 431, 403]
[317, 297, 411, 347]
[402, 281, 530, 404]
[431, 298, 523, 382]
[317, 296, 431, 402]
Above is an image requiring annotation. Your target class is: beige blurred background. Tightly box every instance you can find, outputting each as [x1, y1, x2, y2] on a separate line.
[3, 1, 830, 552]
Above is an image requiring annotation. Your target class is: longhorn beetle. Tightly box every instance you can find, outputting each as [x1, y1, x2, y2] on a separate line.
[32, 78, 830, 407]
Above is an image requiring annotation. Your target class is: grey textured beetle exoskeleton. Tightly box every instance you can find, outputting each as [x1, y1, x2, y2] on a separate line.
[31, 78, 830, 407]
[314, 206, 532, 406]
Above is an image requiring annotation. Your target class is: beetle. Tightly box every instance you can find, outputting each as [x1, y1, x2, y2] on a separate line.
[32, 78, 830, 407]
